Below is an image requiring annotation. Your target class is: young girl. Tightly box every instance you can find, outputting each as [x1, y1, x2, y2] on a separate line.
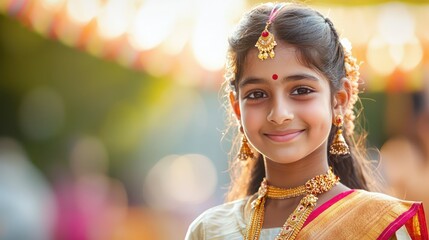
[186, 2, 428, 239]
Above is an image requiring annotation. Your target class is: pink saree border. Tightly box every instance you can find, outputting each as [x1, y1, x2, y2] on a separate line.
[377, 202, 427, 240]
[303, 189, 355, 227]
[417, 204, 429, 239]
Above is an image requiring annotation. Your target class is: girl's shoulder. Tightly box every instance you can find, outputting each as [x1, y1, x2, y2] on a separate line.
[185, 196, 255, 240]
[299, 189, 427, 239]
[196, 197, 249, 221]
[353, 189, 419, 208]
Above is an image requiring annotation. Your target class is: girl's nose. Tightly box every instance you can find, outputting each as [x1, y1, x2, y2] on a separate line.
[267, 97, 294, 125]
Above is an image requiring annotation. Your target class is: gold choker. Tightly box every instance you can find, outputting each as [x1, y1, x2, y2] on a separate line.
[246, 168, 340, 240]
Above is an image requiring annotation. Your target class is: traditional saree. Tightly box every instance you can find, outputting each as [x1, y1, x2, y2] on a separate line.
[185, 190, 428, 239]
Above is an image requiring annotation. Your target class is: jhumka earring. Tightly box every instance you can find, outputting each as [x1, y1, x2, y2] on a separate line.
[329, 115, 350, 155]
[238, 126, 254, 161]
[255, 4, 285, 60]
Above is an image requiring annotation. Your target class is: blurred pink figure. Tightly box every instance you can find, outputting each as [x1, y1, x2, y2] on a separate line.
[53, 173, 127, 240]
[52, 136, 127, 240]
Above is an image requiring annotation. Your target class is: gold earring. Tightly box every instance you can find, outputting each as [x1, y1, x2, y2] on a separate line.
[329, 115, 350, 155]
[238, 126, 254, 161]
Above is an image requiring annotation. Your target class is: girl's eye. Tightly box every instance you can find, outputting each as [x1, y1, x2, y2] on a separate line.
[245, 91, 267, 99]
[291, 87, 314, 95]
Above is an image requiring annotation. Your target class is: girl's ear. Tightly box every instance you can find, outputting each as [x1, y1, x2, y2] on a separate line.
[333, 78, 351, 114]
[229, 91, 241, 120]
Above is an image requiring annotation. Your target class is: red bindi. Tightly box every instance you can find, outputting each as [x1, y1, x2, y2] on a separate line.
[272, 74, 278, 80]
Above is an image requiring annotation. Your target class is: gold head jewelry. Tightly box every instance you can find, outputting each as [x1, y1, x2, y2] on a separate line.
[246, 168, 340, 240]
[329, 115, 350, 155]
[255, 24, 277, 60]
[255, 4, 286, 61]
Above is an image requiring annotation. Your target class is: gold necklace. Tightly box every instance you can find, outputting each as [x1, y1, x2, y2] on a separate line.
[245, 168, 340, 240]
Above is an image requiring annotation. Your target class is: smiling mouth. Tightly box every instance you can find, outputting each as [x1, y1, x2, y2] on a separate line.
[264, 130, 304, 142]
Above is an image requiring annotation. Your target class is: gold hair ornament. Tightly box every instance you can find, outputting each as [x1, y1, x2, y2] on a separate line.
[255, 4, 286, 61]
[255, 25, 277, 60]
[340, 38, 361, 136]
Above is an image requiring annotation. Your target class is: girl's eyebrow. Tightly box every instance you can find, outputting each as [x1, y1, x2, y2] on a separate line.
[239, 73, 320, 88]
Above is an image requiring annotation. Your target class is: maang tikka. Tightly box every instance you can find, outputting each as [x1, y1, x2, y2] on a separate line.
[329, 115, 350, 155]
[238, 126, 254, 161]
[255, 4, 286, 60]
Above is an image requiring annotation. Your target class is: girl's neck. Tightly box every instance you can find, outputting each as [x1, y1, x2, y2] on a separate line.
[263, 155, 330, 189]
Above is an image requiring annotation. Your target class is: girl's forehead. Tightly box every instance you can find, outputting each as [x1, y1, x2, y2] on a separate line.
[239, 43, 330, 86]
[242, 44, 313, 77]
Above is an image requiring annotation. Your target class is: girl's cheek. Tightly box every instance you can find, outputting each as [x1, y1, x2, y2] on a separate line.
[242, 108, 263, 128]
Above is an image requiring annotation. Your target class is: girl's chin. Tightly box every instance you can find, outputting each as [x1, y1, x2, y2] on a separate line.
[263, 155, 303, 165]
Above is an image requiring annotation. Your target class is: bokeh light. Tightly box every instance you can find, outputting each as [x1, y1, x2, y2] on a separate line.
[366, 35, 396, 76]
[127, 0, 178, 51]
[0, 138, 56, 240]
[191, 18, 229, 71]
[377, 3, 415, 46]
[144, 154, 217, 209]
[3, 0, 428, 81]
[191, 0, 245, 71]
[40, 0, 65, 11]
[55, 16, 82, 47]
[31, 2, 54, 35]
[340, 7, 375, 46]
[66, 0, 101, 25]
[418, 6, 429, 42]
[160, 25, 189, 56]
[96, 0, 132, 40]
[19, 86, 65, 140]
[69, 136, 109, 177]
[398, 37, 423, 72]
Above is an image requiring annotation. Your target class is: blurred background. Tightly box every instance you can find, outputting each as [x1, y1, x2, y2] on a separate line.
[0, 0, 429, 239]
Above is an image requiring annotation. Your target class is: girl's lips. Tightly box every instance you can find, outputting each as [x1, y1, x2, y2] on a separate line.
[264, 130, 304, 142]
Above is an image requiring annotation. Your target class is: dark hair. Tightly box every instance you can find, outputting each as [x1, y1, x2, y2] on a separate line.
[223, 2, 379, 201]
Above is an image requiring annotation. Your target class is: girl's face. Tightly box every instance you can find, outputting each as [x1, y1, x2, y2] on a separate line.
[234, 43, 336, 164]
